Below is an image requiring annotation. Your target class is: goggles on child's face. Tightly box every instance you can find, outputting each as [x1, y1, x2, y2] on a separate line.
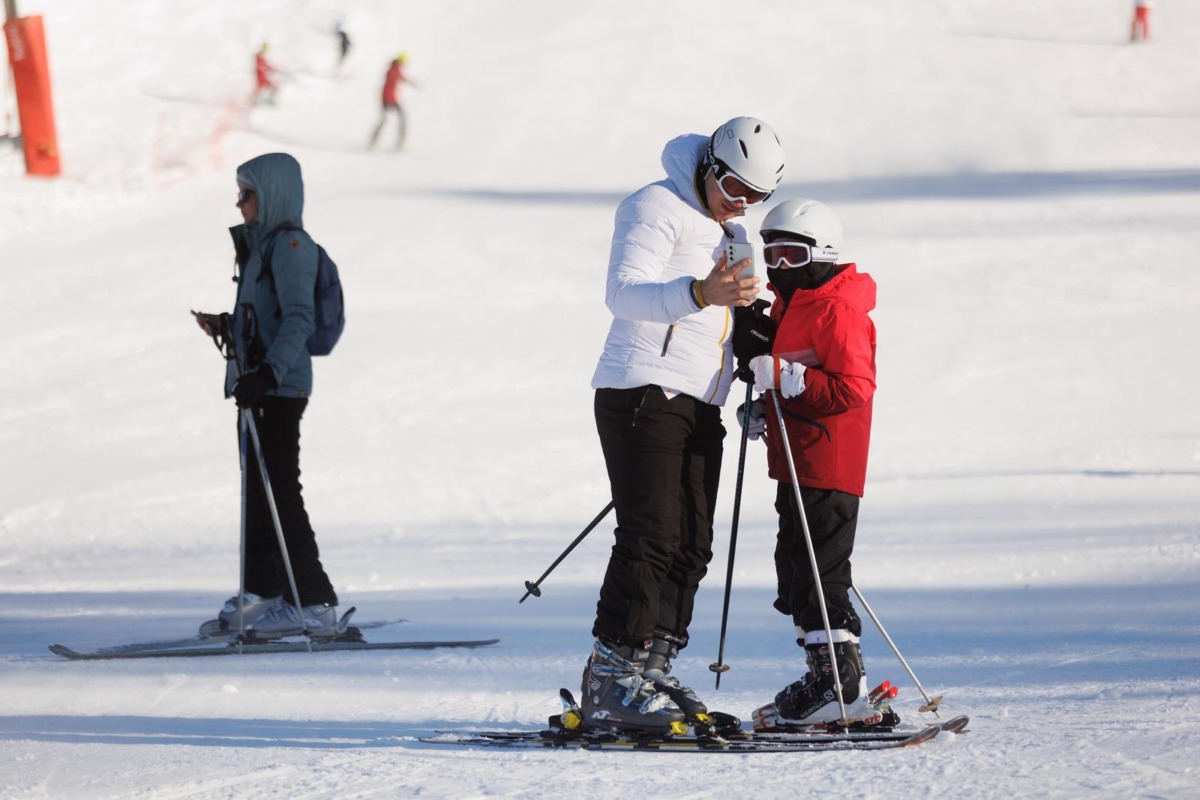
[711, 161, 772, 206]
[763, 240, 839, 269]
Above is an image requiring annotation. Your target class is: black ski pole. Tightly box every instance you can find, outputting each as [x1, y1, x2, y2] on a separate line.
[709, 381, 754, 688]
[519, 501, 614, 603]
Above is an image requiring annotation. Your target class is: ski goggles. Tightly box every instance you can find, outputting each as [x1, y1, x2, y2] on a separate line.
[763, 240, 840, 268]
[710, 161, 772, 206]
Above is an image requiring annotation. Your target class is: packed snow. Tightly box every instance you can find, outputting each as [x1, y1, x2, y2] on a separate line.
[2, 0, 1199, 797]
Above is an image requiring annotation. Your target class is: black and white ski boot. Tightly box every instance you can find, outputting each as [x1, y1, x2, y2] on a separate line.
[580, 638, 687, 736]
[752, 629, 884, 731]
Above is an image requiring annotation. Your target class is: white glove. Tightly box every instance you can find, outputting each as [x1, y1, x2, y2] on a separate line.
[749, 355, 806, 399]
[736, 398, 768, 441]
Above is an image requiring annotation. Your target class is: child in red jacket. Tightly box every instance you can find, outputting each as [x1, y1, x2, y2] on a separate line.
[742, 199, 881, 730]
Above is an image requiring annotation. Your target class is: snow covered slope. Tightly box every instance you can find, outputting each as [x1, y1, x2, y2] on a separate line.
[2, 0, 1198, 797]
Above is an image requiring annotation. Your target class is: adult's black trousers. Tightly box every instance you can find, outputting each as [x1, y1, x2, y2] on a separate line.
[238, 397, 337, 607]
[592, 386, 725, 647]
[772, 482, 861, 636]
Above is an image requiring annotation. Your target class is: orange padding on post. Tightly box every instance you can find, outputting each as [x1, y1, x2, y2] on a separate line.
[5, 15, 61, 177]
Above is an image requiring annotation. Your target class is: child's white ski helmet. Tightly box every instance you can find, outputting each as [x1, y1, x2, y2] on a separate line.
[761, 199, 843, 262]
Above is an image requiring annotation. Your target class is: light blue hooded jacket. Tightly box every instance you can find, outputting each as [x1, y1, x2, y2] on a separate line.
[224, 152, 318, 399]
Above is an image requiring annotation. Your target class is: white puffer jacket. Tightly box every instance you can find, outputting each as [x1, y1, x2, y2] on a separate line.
[590, 134, 742, 406]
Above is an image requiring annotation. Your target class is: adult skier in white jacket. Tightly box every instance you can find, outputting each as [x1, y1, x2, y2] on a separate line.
[583, 117, 786, 734]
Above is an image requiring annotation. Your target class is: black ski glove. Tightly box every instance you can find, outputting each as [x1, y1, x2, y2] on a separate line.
[732, 299, 775, 383]
[233, 368, 276, 408]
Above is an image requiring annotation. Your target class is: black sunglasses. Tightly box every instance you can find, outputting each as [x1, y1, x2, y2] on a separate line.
[237, 188, 255, 205]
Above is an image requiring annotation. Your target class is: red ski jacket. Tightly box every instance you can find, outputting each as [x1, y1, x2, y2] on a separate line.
[763, 263, 877, 497]
[382, 63, 405, 104]
[255, 54, 276, 90]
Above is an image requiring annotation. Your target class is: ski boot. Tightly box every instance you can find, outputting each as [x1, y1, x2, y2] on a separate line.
[752, 629, 884, 731]
[199, 592, 283, 636]
[580, 638, 687, 736]
[641, 636, 709, 719]
[245, 602, 342, 640]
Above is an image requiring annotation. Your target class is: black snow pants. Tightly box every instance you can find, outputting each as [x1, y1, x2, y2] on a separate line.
[592, 386, 725, 647]
[773, 482, 861, 636]
[239, 397, 338, 607]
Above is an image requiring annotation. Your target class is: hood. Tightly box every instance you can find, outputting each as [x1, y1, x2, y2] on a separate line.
[772, 263, 876, 313]
[660, 134, 707, 214]
[236, 152, 305, 236]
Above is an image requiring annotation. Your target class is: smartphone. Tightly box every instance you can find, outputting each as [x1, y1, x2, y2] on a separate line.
[727, 241, 757, 281]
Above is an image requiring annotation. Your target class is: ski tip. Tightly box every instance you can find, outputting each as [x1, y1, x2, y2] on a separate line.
[48, 644, 78, 658]
[902, 725, 942, 746]
[941, 715, 970, 734]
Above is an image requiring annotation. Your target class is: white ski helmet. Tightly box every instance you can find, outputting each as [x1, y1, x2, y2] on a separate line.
[761, 199, 843, 262]
[707, 116, 785, 194]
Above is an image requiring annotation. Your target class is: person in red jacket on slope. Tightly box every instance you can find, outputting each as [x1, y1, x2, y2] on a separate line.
[739, 199, 883, 731]
[369, 53, 416, 150]
[254, 43, 280, 105]
[1130, 0, 1153, 42]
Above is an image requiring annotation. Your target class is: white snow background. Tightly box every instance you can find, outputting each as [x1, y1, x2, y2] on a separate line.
[2, 1, 1199, 797]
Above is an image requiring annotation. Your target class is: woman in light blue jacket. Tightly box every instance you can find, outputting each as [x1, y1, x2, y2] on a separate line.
[197, 152, 340, 639]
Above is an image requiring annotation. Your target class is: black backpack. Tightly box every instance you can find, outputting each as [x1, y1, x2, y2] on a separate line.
[262, 226, 345, 356]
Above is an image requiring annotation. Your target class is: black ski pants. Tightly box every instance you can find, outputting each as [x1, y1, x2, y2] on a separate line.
[773, 482, 862, 637]
[239, 397, 337, 607]
[592, 386, 725, 647]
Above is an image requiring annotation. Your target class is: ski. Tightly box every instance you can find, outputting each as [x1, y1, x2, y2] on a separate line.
[421, 723, 944, 753]
[420, 687, 968, 753]
[752, 714, 971, 743]
[49, 637, 499, 660]
[49, 608, 407, 657]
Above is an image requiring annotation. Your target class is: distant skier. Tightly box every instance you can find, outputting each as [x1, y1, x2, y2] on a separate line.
[582, 117, 784, 735]
[334, 20, 352, 70]
[739, 199, 882, 731]
[368, 53, 414, 150]
[254, 42, 280, 105]
[1130, 0, 1152, 42]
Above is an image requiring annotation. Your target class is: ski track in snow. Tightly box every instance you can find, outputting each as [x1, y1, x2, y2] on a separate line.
[3, 0, 1200, 797]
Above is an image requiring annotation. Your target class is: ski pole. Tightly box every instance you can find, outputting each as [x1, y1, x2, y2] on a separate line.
[768, 389, 849, 724]
[236, 412, 249, 641]
[851, 584, 942, 716]
[519, 501, 614, 603]
[709, 381, 754, 688]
